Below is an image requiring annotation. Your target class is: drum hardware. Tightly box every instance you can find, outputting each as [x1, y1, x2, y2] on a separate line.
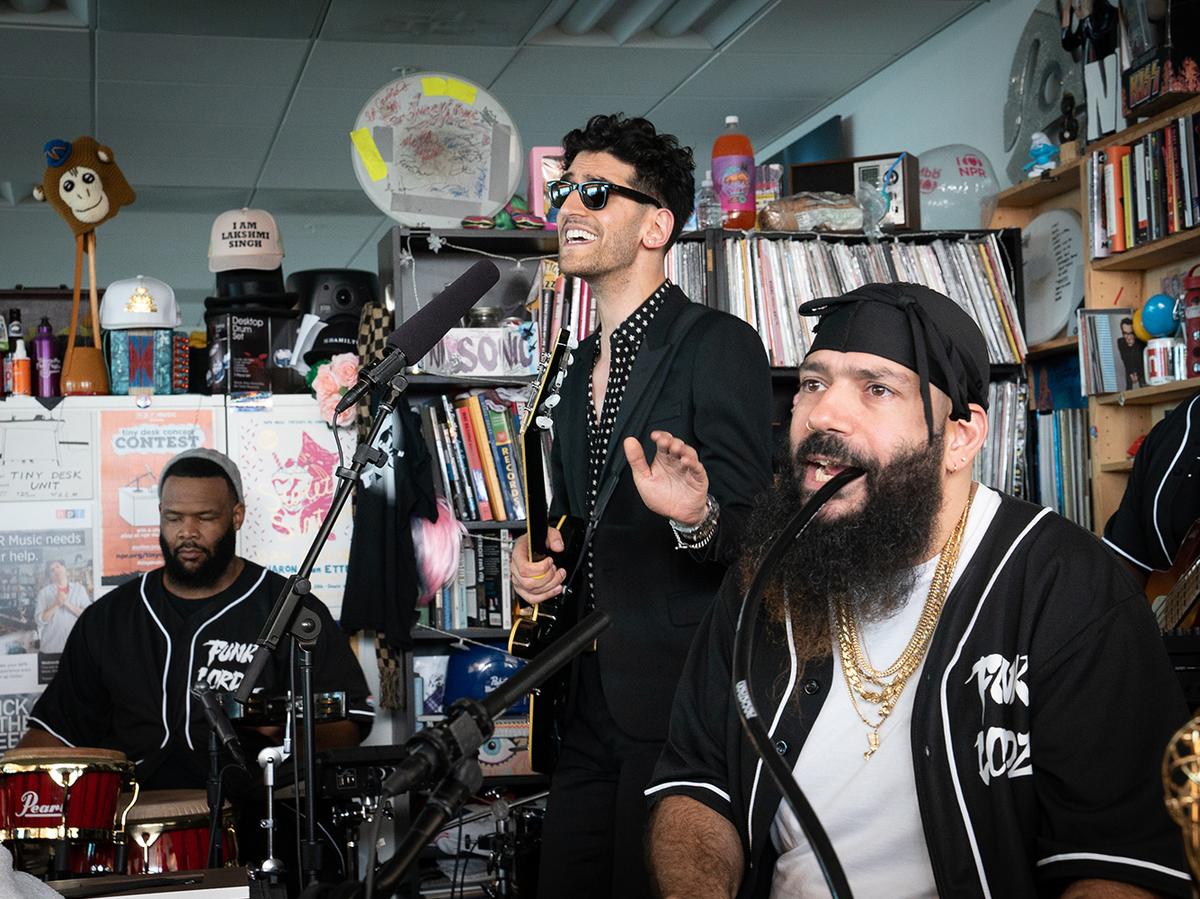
[257, 744, 289, 880]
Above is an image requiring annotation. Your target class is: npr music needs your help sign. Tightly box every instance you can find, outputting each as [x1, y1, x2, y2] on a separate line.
[422, 325, 538, 378]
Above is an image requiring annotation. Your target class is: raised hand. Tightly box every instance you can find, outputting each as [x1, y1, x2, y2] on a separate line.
[624, 431, 709, 526]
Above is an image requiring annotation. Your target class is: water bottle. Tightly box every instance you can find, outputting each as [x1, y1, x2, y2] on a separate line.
[696, 171, 723, 230]
[34, 317, 60, 398]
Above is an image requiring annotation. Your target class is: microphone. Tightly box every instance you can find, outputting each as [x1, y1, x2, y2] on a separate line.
[334, 259, 501, 414]
[192, 686, 249, 769]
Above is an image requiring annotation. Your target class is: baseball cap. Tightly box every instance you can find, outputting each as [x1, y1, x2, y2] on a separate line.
[303, 315, 359, 366]
[159, 447, 244, 504]
[208, 208, 284, 273]
[101, 275, 182, 330]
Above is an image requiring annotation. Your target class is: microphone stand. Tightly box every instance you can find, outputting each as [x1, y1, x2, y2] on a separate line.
[234, 371, 410, 888]
[731, 467, 863, 899]
[206, 729, 226, 869]
[296, 610, 611, 899]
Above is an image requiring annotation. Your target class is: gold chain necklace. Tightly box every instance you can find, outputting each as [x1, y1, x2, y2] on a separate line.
[834, 483, 976, 759]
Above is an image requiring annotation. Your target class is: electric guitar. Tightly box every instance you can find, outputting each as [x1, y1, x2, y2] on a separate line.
[507, 328, 584, 774]
[1152, 522, 1200, 632]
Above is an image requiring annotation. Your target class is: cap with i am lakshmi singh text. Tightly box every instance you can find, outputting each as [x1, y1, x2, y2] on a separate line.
[208, 208, 284, 273]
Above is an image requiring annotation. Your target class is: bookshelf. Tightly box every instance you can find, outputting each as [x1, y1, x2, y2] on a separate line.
[1080, 95, 1200, 534]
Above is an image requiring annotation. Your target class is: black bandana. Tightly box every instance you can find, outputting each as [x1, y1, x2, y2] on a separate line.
[798, 282, 990, 441]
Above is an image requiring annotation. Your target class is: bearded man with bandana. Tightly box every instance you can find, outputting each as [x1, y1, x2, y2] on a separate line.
[644, 283, 1191, 899]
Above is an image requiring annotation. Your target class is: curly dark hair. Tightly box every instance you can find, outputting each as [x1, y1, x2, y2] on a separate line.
[561, 113, 695, 249]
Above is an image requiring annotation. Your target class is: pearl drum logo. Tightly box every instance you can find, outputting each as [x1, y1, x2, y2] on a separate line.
[15, 789, 61, 818]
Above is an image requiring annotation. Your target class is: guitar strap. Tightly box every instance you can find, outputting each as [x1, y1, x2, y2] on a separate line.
[561, 301, 710, 591]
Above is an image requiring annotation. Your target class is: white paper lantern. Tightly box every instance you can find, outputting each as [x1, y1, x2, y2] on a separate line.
[918, 145, 1000, 230]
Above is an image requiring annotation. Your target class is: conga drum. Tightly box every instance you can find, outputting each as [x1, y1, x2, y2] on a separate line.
[125, 789, 238, 874]
[0, 746, 137, 877]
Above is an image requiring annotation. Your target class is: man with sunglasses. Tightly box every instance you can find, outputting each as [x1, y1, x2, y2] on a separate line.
[510, 113, 773, 899]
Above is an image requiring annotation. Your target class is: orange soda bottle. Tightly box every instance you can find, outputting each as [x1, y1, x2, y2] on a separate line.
[712, 115, 756, 229]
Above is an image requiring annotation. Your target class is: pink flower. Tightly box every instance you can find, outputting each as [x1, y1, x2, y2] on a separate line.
[328, 353, 359, 389]
[318, 392, 354, 427]
[312, 365, 339, 397]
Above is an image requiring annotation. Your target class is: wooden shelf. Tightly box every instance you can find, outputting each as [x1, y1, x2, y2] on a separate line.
[1099, 460, 1135, 472]
[412, 626, 510, 642]
[994, 159, 1083, 208]
[1095, 376, 1200, 406]
[1026, 335, 1078, 359]
[462, 519, 524, 531]
[1089, 94, 1200, 154]
[1091, 227, 1200, 271]
[406, 372, 534, 388]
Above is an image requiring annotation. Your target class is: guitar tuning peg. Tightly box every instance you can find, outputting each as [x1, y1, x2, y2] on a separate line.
[543, 394, 561, 409]
[535, 415, 554, 430]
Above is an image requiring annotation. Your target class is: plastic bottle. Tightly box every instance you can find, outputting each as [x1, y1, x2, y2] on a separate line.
[696, 170, 723, 230]
[10, 339, 31, 396]
[0, 311, 7, 398]
[33, 317, 60, 398]
[712, 116, 756, 230]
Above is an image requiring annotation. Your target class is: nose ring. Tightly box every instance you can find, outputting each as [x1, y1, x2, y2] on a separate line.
[805, 420, 815, 432]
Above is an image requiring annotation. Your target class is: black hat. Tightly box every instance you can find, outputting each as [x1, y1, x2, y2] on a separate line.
[1104, 390, 1200, 572]
[206, 267, 298, 310]
[304, 315, 359, 366]
[799, 282, 991, 442]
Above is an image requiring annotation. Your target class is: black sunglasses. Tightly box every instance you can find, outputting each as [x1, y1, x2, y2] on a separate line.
[546, 179, 663, 211]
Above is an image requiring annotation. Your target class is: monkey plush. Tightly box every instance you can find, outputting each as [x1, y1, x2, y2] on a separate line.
[33, 136, 135, 236]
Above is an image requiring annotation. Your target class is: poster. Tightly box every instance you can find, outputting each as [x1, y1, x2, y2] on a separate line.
[0, 397, 94, 503]
[226, 396, 356, 615]
[98, 401, 222, 586]
[0, 502, 97, 724]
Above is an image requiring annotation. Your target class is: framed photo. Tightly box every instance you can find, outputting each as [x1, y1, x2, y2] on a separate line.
[529, 146, 565, 230]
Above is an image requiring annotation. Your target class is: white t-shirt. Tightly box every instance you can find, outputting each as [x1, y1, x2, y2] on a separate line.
[770, 485, 1001, 898]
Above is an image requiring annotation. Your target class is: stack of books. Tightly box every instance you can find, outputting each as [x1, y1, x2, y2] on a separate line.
[413, 388, 535, 524]
[1089, 111, 1200, 257]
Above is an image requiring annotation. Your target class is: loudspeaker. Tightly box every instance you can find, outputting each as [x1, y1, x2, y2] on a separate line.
[286, 269, 380, 320]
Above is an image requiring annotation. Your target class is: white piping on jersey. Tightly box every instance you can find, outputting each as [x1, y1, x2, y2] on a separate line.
[644, 780, 732, 803]
[184, 566, 267, 750]
[27, 716, 74, 748]
[939, 506, 1050, 899]
[139, 573, 174, 749]
[1151, 392, 1200, 565]
[746, 608, 797, 850]
[348, 708, 376, 717]
[1036, 852, 1190, 881]
[1101, 536, 1152, 571]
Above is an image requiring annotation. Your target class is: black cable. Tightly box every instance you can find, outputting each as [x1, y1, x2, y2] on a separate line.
[363, 798, 388, 899]
[730, 466, 863, 899]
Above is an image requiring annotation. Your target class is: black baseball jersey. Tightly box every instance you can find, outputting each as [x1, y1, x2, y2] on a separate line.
[648, 491, 1191, 898]
[29, 561, 374, 789]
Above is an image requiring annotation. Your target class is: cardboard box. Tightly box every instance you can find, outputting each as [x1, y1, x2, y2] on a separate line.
[1121, 0, 1200, 118]
[205, 309, 304, 394]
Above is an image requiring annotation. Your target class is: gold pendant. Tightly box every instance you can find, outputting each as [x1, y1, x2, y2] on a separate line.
[864, 731, 880, 760]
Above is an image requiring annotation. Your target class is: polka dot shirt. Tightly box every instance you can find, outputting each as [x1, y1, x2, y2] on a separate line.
[582, 280, 671, 610]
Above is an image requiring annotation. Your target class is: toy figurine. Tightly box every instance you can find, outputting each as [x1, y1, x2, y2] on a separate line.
[1023, 132, 1060, 178]
[1061, 0, 1121, 139]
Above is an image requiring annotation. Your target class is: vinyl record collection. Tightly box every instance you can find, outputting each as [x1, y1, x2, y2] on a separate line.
[1035, 408, 1090, 528]
[666, 233, 1025, 368]
[973, 378, 1028, 498]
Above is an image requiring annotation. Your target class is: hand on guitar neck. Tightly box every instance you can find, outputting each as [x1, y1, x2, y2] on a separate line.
[512, 527, 568, 605]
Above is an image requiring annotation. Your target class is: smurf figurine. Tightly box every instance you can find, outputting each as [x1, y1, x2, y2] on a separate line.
[1023, 132, 1059, 178]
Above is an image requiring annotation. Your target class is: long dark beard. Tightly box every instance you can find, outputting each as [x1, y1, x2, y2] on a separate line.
[741, 429, 946, 662]
[160, 526, 238, 591]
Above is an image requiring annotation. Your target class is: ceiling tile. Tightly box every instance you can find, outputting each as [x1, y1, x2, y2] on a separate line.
[98, 31, 308, 84]
[725, 0, 978, 56]
[0, 77, 92, 125]
[115, 152, 263, 188]
[97, 80, 294, 125]
[321, 0, 548, 46]
[676, 51, 888, 99]
[129, 186, 252, 213]
[490, 46, 711, 96]
[256, 156, 360, 192]
[250, 188, 379, 217]
[96, 0, 327, 39]
[647, 95, 825, 155]
[0, 26, 90, 76]
[299, 40, 515, 90]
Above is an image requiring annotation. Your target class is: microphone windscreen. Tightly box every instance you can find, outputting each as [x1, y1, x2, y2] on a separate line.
[387, 260, 501, 362]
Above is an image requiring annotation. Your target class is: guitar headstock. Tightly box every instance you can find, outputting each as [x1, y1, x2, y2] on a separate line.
[522, 328, 573, 437]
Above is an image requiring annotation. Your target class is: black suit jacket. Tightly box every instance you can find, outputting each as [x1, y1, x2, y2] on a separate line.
[548, 285, 773, 741]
